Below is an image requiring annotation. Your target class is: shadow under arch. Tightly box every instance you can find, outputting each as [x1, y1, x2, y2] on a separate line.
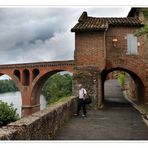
[31, 70, 73, 107]
[101, 67, 145, 103]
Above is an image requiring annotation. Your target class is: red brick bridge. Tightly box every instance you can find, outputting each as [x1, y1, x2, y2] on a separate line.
[0, 60, 74, 116]
[0, 8, 148, 117]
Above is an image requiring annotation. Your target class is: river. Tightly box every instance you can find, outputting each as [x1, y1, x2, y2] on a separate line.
[0, 91, 47, 117]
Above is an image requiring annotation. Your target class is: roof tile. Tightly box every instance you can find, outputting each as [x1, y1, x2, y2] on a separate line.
[71, 12, 143, 32]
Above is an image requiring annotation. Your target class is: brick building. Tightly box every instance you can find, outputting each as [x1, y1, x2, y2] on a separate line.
[71, 8, 148, 108]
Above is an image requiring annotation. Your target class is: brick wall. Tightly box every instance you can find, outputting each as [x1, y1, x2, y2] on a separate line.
[105, 26, 147, 103]
[75, 32, 105, 71]
[74, 26, 148, 104]
[106, 26, 145, 72]
[0, 96, 77, 140]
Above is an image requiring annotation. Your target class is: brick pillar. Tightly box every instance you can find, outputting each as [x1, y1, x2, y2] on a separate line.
[96, 73, 103, 108]
[21, 86, 40, 117]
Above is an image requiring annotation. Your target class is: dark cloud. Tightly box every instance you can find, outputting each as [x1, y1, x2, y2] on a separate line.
[0, 7, 131, 64]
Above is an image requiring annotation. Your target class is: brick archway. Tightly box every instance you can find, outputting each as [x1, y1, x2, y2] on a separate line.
[101, 67, 145, 103]
[30, 70, 73, 114]
[71, 10, 148, 107]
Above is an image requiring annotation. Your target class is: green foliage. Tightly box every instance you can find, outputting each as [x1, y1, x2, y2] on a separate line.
[0, 80, 18, 93]
[0, 100, 19, 127]
[134, 24, 148, 36]
[138, 104, 148, 114]
[144, 11, 148, 18]
[117, 73, 125, 88]
[42, 73, 72, 105]
[134, 10, 148, 36]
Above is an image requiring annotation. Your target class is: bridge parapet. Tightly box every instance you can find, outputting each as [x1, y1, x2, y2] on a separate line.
[0, 60, 74, 69]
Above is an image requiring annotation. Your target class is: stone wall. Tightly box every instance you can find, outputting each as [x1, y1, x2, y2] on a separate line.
[0, 96, 77, 140]
[73, 69, 98, 108]
[126, 76, 137, 100]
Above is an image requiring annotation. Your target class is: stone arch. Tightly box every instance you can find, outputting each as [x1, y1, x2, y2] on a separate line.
[101, 67, 145, 103]
[32, 68, 40, 81]
[30, 70, 73, 107]
[22, 69, 30, 86]
[13, 69, 21, 81]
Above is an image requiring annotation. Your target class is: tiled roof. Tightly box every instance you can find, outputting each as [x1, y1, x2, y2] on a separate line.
[71, 12, 143, 32]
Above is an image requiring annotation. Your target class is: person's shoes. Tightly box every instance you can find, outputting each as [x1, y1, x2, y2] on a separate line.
[73, 113, 79, 116]
[82, 114, 86, 117]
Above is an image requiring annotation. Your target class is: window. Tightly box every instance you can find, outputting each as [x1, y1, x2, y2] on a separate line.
[127, 34, 138, 55]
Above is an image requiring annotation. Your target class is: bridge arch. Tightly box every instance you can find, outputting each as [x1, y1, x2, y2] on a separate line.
[0, 73, 22, 116]
[0, 73, 22, 91]
[13, 70, 21, 81]
[101, 67, 145, 103]
[32, 68, 40, 81]
[30, 69, 73, 108]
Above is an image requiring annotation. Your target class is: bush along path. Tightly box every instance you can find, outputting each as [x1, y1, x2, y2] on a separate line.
[0, 100, 19, 127]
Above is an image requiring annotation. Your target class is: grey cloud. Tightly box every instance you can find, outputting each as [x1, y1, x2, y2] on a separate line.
[0, 7, 131, 64]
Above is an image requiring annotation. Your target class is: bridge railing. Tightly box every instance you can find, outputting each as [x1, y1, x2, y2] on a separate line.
[0, 96, 77, 140]
[0, 60, 74, 69]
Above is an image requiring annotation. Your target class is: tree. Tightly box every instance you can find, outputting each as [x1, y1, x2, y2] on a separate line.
[41, 73, 72, 104]
[0, 80, 18, 93]
[134, 24, 148, 36]
[134, 10, 148, 37]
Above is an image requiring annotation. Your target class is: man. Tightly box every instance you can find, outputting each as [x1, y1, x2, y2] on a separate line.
[74, 84, 87, 117]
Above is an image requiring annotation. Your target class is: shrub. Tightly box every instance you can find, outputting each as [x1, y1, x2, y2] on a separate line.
[117, 73, 125, 88]
[0, 100, 19, 127]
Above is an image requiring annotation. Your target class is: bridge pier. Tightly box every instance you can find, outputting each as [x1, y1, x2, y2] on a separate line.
[22, 105, 40, 117]
[21, 86, 40, 117]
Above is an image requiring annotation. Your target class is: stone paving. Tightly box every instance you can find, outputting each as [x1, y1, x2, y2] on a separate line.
[104, 79, 128, 103]
[54, 79, 148, 140]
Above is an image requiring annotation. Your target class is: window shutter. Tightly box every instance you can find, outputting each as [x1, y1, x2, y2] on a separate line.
[127, 34, 138, 55]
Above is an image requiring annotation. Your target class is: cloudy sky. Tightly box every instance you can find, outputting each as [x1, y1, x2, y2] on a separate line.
[0, 7, 131, 65]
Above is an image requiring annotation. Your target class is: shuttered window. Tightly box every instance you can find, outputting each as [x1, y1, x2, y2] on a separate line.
[127, 34, 138, 55]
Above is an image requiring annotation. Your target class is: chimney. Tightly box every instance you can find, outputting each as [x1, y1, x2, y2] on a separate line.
[78, 11, 88, 22]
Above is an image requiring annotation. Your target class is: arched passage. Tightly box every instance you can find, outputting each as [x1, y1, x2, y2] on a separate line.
[101, 67, 145, 104]
[31, 70, 73, 109]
